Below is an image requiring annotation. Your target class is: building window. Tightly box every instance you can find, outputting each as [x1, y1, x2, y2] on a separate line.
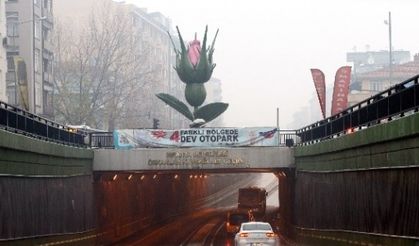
[6, 52, 19, 72]
[43, 58, 48, 73]
[6, 82, 17, 105]
[43, 0, 51, 12]
[370, 81, 381, 92]
[36, 83, 42, 107]
[43, 90, 53, 115]
[6, 71, 16, 83]
[6, 12, 19, 37]
[34, 17, 40, 39]
[34, 0, 39, 5]
[42, 27, 49, 41]
[35, 49, 40, 72]
[7, 56, 15, 70]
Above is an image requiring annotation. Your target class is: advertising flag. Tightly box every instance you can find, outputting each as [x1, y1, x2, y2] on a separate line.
[14, 56, 29, 111]
[310, 69, 326, 119]
[331, 66, 352, 116]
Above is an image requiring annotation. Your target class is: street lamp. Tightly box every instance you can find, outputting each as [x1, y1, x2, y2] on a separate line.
[276, 107, 280, 146]
[384, 11, 392, 84]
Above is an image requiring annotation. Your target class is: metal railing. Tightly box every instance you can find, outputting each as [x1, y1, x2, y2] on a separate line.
[89, 129, 299, 149]
[0, 101, 87, 147]
[278, 129, 299, 147]
[89, 132, 114, 148]
[297, 74, 419, 144]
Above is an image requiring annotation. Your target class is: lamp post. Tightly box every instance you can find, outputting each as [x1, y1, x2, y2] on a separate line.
[384, 11, 392, 84]
[276, 107, 280, 146]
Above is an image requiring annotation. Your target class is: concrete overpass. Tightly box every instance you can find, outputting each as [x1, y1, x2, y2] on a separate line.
[93, 146, 295, 172]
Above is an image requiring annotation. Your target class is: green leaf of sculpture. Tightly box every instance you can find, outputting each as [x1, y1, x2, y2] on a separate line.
[156, 93, 194, 121]
[194, 103, 229, 123]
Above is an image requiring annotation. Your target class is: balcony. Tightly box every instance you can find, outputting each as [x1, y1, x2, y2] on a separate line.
[41, 11, 53, 29]
[4, 37, 19, 51]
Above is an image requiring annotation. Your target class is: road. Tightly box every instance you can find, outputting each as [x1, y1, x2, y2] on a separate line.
[114, 173, 294, 245]
[116, 207, 292, 246]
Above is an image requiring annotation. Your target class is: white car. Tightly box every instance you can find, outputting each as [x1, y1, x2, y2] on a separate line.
[234, 222, 279, 246]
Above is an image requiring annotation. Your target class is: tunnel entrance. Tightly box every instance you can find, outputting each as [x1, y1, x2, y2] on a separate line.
[93, 167, 295, 245]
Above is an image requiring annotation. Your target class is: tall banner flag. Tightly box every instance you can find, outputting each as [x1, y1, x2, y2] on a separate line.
[331, 66, 352, 115]
[310, 69, 326, 119]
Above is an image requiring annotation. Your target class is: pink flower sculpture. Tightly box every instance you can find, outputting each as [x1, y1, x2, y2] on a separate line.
[156, 25, 229, 127]
[188, 36, 201, 67]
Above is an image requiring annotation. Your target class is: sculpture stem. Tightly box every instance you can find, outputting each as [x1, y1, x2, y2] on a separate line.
[194, 106, 199, 117]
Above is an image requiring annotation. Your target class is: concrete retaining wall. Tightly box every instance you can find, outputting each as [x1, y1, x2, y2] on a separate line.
[0, 129, 95, 242]
[0, 129, 93, 176]
[293, 113, 419, 245]
[295, 112, 419, 172]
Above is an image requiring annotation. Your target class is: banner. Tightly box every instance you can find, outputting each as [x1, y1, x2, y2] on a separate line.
[14, 56, 29, 111]
[310, 68, 326, 119]
[331, 66, 351, 116]
[114, 127, 279, 149]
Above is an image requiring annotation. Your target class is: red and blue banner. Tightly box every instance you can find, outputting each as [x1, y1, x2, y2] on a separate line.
[114, 127, 279, 149]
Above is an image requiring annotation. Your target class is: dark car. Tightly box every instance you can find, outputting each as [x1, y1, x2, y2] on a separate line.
[226, 209, 252, 234]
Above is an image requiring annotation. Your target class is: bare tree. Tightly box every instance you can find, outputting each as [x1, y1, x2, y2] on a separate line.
[53, 2, 153, 130]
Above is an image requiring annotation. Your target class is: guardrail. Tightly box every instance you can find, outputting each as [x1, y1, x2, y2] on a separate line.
[0, 101, 87, 147]
[297, 74, 419, 144]
[89, 132, 114, 148]
[279, 129, 299, 147]
[89, 129, 299, 149]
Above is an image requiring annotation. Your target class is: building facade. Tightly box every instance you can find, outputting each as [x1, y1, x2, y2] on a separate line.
[5, 0, 54, 117]
[0, 0, 7, 102]
[127, 8, 189, 129]
[348, 52, 419, 106]
[54, 0, 190, 130]
[205, 77, 224, 127]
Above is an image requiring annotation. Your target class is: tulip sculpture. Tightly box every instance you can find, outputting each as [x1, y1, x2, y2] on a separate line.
[156, 26, 228, 127]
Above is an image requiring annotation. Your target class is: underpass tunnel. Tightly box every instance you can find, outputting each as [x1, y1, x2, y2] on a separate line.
[92, 171, 261, 244]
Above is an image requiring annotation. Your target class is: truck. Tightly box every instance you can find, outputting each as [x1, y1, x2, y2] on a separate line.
[237, 187, 267, 217]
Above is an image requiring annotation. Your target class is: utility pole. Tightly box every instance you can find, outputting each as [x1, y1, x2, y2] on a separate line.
[276, 107, 280, 146]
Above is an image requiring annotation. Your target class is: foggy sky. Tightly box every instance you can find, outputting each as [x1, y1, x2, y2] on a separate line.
[126, 0, 419, 129]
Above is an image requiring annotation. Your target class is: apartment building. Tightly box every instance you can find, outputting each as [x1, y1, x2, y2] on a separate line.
[348, 53, 419, 106]
[128, 8, 190, 129]
[5, 0, 54, 117]
[205, 77, 224, 127]
[54, 0, 189, 129]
